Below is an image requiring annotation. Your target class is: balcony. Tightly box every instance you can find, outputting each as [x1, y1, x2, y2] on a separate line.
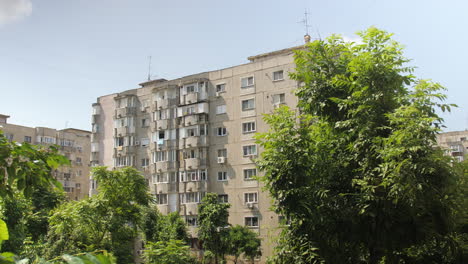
[184, 158, 201, 170]
[115, 107, 136, 118]
[155, 98, 169, 110]
[154, 182, 170, 193]
[181, 203, 199, 216]
[183, 115, 198, 126]
[157, 204, 169, 215]
[180, 181, 208, 193]
[182, 136, 208, 149]
[156, 119, 168, 130]
[180, 92, 199, 105]
[114, 126, 135, 136]
[114, 146, 137, 156]
[152, 139, 176, 151]
[153, 161, 176, 172]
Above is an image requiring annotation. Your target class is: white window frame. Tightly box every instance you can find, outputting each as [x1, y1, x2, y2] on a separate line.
[243, 168, 257, 180]
[156, 193, 168, 205]
[217, 171, 228, 181]
[273, 70, 284, 81]
[241, 76, 254, 88]
[241, 98, 255, 111]
[218, 194, 228, 203]
[216, 83, 226, 93]
[245, 216, 259, 227]
[243, 145, 257, 156]
[242, 121, 256, 134]
[217, 127, 227, 136]
[217, 148, 227, 158]
[244, 192, 258, 203]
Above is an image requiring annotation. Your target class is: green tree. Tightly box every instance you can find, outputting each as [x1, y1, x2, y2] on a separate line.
[256, 27, 464, 263]
[142, 239, 195, 264]
[44, 167, 153, 263]
[227, 225, 261, 264]
[142, 207, 189, 243]
[198, 193, 230, 263]
[0, 131, 69, 198]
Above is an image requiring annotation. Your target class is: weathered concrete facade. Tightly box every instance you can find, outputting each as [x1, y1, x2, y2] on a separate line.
[0, 116, 91, 200]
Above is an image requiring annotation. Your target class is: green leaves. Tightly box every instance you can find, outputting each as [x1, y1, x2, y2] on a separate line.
[257, 27, 464, 263]
[0, 220, 9, 241]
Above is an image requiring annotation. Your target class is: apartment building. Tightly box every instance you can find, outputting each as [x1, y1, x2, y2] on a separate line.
[437, 130, 468, 162]
[0, 114, 91, 200]
[90, 46, 302, 261]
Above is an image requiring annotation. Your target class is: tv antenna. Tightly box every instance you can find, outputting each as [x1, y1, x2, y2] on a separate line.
[147, 56, 152, 81]
[299, 9, 312, 43]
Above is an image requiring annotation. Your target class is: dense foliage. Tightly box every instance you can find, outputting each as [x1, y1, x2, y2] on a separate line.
[256, 27, 467, 263]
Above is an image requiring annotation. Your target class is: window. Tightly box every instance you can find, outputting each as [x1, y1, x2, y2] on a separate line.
[216, 105, 226, 114]
[154, 173, 168, 183]
[187, 170, 199, 181]
[217, 171, 227, 181]
[272, 93, 286, 105]
[273, 70, 284, 81]
[244, 192, 258, 203]
[242, 122, 256, 133]
[186, 85, 196, 93]
[243, 145, 257, 156]
[4, 133, 13, 141]
[216, 83, 226, 93]
[241, 99, 255, 111]
[241, 76, 254, 88]
[185, 149, 197, 159]
[243, 169, 257, 180]
[218, 194, 229, 203]
[141, 138, 150, 147]
[141, 158, 149, 167]
[115, 137, 124, 147]
[186, 216, 197, 226]
[187, 128, 196, 137]
[217, 127, 227, 136]
[156, 194, 168, 205]
[245, 217, 259, 227]
[75, 157, 82, 164]
[200, 170, 207, 181]
[154, 151, 167, 162]
[24, 136, 32, 143]
[142, 118, 149, 127]
[180, 192, 205, 204]
[217, 148, 227, 158]
[186, 106, 196, 115]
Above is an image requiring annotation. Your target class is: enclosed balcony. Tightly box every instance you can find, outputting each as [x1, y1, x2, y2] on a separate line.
[184, 158, 203, 170]
[155, 98, 169, 109]
[114, 126, 135, 136]
[180, 136, 208, 149]
[114, 146, 136, 156]
[114, 107, 136, 118]
[157, 204, 169, 215]
[156, 119, 168, 130]
[152, 139, 176, 151]
[153, 161, 176, 173]
[180, 181, 208, 193]
[180, 92, 200, 105]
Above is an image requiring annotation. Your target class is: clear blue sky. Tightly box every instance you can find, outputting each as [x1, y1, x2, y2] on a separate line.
[1, 0, 467, 131]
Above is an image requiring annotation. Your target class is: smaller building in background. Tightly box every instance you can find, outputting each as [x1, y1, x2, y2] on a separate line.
[436, 130, 468, 162]
[0, 114, 91, 200]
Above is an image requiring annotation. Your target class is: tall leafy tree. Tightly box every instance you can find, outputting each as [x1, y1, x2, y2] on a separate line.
[256, 27, 464, 263]
[227, 225, 261, 264]
[198, 193, 230, 263]
[44, 167, 153, 263]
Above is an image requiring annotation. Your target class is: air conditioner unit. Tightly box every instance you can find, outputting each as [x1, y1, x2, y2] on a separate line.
[246, 202, 255, 209]
[140, 106, 146, 112]
[217, 157, 226, 164]
[135, 141, 140, 146]
[215, 92, 221, 97]
[117, 146, 123, 151]
[188, 187, 192, 192]
[187, 121, 192, 125]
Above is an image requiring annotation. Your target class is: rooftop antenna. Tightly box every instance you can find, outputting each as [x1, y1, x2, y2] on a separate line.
[299, 9, 312, 43]
[147, 56, 152, 81]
